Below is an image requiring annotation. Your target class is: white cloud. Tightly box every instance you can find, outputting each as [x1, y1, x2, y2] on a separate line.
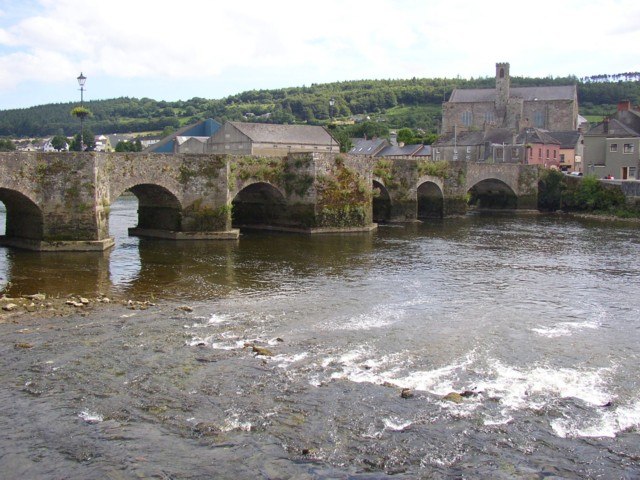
[0, 0, 639, 106]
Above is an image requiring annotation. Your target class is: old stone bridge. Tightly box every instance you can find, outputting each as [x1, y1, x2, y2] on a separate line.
[0, 152, 540, 251]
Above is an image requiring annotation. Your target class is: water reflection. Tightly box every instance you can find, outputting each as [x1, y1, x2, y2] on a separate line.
[0, 196, 377, 300]
[1, 196, 636, 302]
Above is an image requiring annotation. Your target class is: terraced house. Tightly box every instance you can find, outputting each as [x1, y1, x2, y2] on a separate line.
[584, 101, 640, 180]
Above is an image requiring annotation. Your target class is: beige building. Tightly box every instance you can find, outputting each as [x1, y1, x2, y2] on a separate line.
[194, 121, 339, 155]
[442, 63, 579, 135]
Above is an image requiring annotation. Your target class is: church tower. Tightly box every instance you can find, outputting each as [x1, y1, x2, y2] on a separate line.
[495, 62, 510, 115]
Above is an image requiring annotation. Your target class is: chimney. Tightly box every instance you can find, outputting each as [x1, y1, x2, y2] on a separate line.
[603, 117, 609, 134]
[617, 100, 631, 112]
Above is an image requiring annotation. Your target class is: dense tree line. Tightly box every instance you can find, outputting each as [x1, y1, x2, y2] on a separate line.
[0, 74, 638, 138]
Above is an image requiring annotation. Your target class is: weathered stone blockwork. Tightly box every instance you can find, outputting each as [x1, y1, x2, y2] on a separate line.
[0, 152, 379, 250]
[0, 152, 541, 251]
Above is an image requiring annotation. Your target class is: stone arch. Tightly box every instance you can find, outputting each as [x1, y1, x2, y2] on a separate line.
[0, 188, 44, 241]
[232, 181, 287, 229]
[113, 183, 183, 232]
[467, 179, 517, 209]
[372, 179, 391, 223]
[417, 180, 444, 219]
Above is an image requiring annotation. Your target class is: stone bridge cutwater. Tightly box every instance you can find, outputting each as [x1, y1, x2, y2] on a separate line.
[0, 152, 540, 251]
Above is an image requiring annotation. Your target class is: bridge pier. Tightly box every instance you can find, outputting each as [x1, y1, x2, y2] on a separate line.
[0, 152, 540, 251]
[373, 159, 540, 221]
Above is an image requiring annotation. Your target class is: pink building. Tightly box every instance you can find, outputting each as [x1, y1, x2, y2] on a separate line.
[521, 128, 562, 168]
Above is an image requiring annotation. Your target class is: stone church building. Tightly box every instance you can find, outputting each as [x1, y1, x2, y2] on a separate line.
[441, 63, 579, 134]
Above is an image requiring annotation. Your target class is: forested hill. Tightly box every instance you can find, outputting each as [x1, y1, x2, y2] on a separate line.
[1, 74, 639, 138]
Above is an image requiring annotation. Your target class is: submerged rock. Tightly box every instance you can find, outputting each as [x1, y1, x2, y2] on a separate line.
[251, 345, 274, 356]
[400, 388, 414, 399]
[23, 293, 46, 302]
[178, 305, 194, 312]
[442, 392, 464, 403]
[193, 422, 220, 436]
[460, 390, 479, 398]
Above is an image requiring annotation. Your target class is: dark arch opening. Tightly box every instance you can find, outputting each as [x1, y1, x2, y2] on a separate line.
[372, 180, 391, 223]
[127, 184, 182, 231]
[0, 188, 44, 241]
[468, 179, 517, 209]
[417, 181, 444, 219]
[232, 182, 287, 229]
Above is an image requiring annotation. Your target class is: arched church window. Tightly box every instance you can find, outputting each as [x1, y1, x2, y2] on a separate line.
[534, 111, 545, 128]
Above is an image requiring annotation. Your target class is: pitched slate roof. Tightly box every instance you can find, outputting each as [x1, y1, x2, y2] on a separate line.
[517, 128, 561, 145]
[377, 144, 423, 157]
[448, 85, 576, 103]
[586, 119, 640, 137]
[547, 131, 582, 148]
[230, 121, 334, 145]
[349, 138, 389, 155]
[413, 145, 432, 157]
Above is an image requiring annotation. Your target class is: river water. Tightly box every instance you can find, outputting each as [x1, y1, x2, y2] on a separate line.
[0, 196, 639, 479]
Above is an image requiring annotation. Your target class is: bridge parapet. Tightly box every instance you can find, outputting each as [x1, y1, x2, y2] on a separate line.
[0, 152, 541, 251]
[0, 152, 378, 250]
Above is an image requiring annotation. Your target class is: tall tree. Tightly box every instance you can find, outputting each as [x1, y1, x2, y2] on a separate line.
[51, 135, 68, 151]
[0, 138, 16, 151]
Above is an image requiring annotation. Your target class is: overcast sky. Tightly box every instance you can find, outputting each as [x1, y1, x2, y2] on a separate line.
[1, 0, 639, 110]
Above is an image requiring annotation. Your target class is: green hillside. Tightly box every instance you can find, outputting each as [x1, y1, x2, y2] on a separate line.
[0, 75, 639, 139]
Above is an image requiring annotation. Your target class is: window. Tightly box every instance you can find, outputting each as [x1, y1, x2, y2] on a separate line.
[624, 143, 634, 153]
[546, 149, 549, 159]
[610, 143, 618, 152]
[512, 148, 519, 157]
[484, 111, 495, 124]
[466, 146, 471, 153]
[553, 150, 557, 159]
[630, 166, 637, 178]
[538, 148, 542, 158]
[560, 154, 565, 162]
[461, 111, 472, 126]
[534, 111, 545, 128]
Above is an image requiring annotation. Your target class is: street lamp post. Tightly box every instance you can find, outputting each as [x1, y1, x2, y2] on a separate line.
[77, 72, 87, 151]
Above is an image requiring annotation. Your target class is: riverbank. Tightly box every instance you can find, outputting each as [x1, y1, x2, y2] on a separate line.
[0, 293, 188, 323]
